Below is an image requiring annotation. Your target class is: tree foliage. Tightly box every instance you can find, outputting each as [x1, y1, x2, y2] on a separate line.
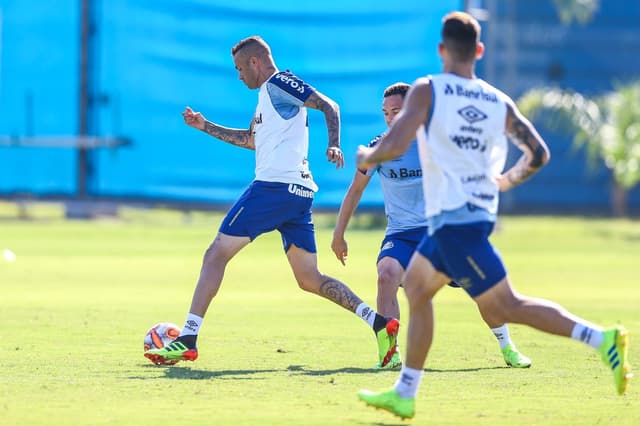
[518, 82, 640, 189]
[552, 0, 600, 24]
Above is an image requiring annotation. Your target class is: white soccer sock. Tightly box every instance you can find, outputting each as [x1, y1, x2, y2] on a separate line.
[179, 313, 203, 337]
[571, 321, 604, 350]
[355, 302, 377, 328]
[394, 366, 424, 398]
[491, 324, 512, 349]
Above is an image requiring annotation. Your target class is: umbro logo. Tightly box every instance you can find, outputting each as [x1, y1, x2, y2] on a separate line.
[381, 241, 394, 251]
[457, 105, 487, 124]
[361, 307, 373, 321]
[400, 373, 414, 385]
[185, 320, 198, 331]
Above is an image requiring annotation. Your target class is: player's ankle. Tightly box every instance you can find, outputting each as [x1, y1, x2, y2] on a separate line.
[373, 314, 389, 333]
[176, 334, 197, 349]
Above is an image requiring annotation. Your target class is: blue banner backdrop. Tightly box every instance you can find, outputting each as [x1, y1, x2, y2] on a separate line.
[0, 0, 460, 206]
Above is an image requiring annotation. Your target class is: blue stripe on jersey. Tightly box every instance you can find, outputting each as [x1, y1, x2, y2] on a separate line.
[267, 84, 303, 120]
[269, 71, 315, 103]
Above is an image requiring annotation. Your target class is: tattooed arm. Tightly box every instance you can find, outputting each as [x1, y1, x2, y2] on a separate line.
[201, 119, 255, 150]
[182, 106, 255, 150]
[497, 100, 550, 191]
[304, 91, 344, 168]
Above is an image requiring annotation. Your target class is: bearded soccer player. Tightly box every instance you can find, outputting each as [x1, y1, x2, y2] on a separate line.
[145, 36, 400, 369]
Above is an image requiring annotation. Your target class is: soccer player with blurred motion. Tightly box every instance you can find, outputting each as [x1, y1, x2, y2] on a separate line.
[356, 12, 632, 419]
[144, 36, 400, 368]
[331, 82, 531, 369]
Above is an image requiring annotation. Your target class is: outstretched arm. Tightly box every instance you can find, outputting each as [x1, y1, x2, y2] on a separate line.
[497, 100, 550, 191]
[182, 106, 255, 150]
[331, 169, 372, 265]
[357, 78, 432, 168]
[304, 91, 344, 168]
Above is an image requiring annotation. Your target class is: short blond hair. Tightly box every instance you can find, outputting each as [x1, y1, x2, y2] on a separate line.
[231, 35, 271, 58]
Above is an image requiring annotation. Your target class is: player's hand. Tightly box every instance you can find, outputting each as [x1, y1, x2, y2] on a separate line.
[326, 146, 344, 169]
[182, 106, 206, 130]
[356, 145, 374, 169]
[331, 235, 348, 266]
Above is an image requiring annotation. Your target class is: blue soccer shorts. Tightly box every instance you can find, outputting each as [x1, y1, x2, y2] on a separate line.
[416, 221, 507, 297]
[219, 180, 317, 253]
[377, 227, 428, 269]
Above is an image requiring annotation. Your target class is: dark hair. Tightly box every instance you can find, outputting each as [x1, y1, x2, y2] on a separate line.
[383, 82, 411, 98]
[231, 35, 271, 57]
[441, 11, 481, 62]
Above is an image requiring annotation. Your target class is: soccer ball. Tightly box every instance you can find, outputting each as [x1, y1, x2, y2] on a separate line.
[143, 322, 181, 365]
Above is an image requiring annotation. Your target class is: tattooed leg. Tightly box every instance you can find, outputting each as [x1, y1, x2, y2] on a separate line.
[318, 276, 363, 313]
[286, 243, 363, 313]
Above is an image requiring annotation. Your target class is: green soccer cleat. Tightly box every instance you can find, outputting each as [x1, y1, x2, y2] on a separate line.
[144, 340, 198, 365]
[357, 388, 415, 420]
[501, 344, 532, 368]
[376, 318, 400, 368]
[599, 326, 632, 395]
[375, 350, 402, 370]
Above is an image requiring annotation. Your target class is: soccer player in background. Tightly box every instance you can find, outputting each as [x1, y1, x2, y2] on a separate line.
[331, 82, 531, 369]
[145, 36, 400, 368]
[356, 11, 631, 419]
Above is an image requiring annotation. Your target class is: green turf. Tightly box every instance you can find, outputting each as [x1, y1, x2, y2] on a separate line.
[0, 207, 638, 425]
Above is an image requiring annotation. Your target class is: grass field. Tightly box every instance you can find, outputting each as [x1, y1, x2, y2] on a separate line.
[1, 205, 639, 425]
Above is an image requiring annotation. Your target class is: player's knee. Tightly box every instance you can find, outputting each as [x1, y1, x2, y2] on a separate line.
[478, 304, 508, 326]
[403, 281, 435, 306]
[202, 244, 230, 268]
[377, 268, 399, 293]
[294, 270, 323, 293]
[479, 294, 524, 324]
[500, 295, 529, 322]
[296, 277, 313, 293]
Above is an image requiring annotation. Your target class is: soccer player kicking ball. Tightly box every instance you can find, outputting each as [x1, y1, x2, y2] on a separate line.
[144, 36, 400, 369]
[332, 82, 531, 370]
[356, 11, 631, 420]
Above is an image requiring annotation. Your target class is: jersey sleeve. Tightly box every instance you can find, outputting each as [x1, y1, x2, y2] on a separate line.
[266, 71, 317, 119]
[268, 71, 316, 104]
[359, 134, 385, 177]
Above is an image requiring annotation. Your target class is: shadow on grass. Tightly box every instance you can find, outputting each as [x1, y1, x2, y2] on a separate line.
[131, 363, 506, 381]
[295, 365, 506, 376]
[287, 365, 380, 375]
[425, 366, 507, 373]
[351, 421, 407, 426]
[129, 364, 282, 380]
[366, 423, 408, 426]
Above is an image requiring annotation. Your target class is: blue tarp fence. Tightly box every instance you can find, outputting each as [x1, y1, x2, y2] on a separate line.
[2, 0, 639, 212]
[0, 0, 459, 207]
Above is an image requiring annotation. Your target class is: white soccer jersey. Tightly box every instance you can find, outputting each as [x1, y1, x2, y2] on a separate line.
[417, 73, 510, 217]
[253, 70, 318, 191]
